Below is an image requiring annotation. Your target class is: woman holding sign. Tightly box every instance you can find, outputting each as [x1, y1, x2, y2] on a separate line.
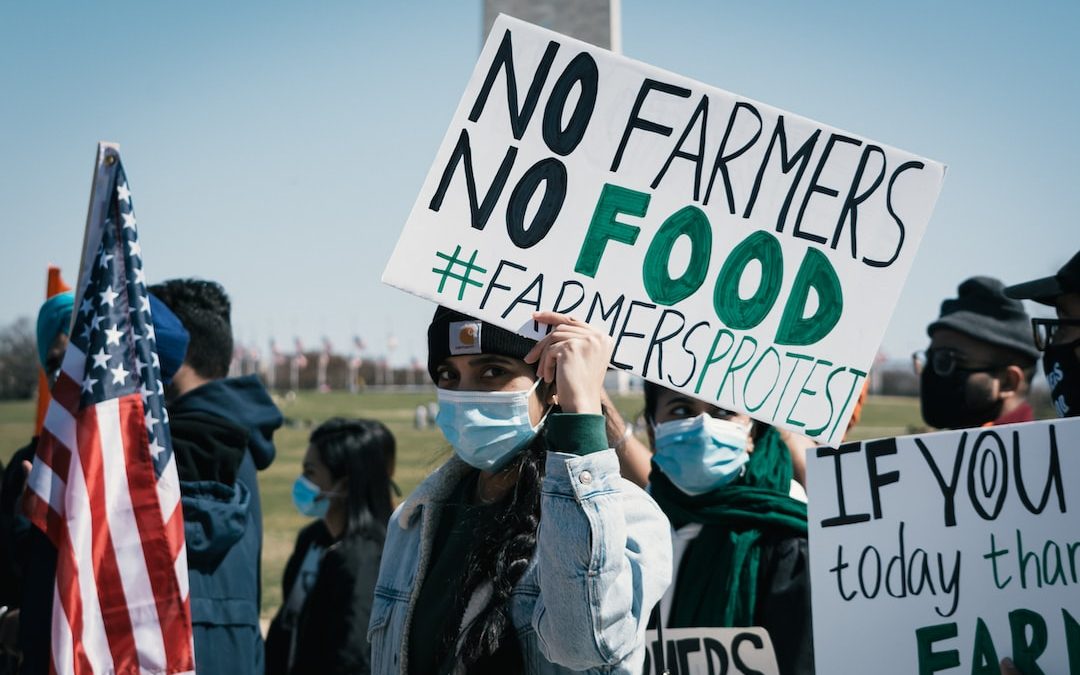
[367, 307, 672, 674]
[643, 381, 813, 675]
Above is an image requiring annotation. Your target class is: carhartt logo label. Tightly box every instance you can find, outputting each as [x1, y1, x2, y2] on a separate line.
[450, 321, 481, 355]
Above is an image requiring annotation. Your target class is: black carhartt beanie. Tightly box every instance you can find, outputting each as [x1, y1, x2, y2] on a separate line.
[927, 276, 1039, 360]
[426, 307, 537, 382]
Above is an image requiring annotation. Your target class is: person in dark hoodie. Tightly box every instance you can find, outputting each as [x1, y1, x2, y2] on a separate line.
[150, 278, 283, 675]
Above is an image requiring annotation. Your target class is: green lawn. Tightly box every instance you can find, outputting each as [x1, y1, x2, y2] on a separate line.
[0, 390, 924, 618]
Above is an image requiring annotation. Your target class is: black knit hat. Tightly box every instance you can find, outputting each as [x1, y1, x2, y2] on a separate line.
[1004, 250, 1080, 306]
[927, 276, 1039, 360]
[426, 307, 537, 382]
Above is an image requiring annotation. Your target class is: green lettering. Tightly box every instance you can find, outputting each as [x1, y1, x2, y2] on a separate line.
[713, 230, 783, 329]
[916, 622, 960, 674]
[574, 183, 649, 278]
[743, 346, 780, 413]
[775, 247, 844, 346]
[642, 205, 712, 305]
[804, 364, 848, 437]
[1064, 609, 1079, 670]
[693, 329, 735, 395]
[971, 618, 1000, 675]
[786, 357, 832, 428]
[1009, 608, 1048, 675]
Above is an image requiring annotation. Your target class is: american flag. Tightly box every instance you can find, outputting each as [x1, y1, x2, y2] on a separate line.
[293, 338, 308, 369]
[24, 145, 195, 674]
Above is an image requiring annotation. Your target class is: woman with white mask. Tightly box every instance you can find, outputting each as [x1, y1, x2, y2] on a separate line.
[644, 380, 813, 675]
[367, 307, 672, 674]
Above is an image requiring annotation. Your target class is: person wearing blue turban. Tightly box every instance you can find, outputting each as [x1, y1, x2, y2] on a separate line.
[34, 291, 74, 379]
[2, 291, 190, 674]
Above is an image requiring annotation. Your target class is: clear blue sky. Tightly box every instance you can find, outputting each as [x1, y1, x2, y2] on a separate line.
[2, 1, 1076, 365]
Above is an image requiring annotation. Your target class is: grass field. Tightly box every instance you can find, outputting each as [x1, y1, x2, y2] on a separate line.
[0, 389, 926, 619]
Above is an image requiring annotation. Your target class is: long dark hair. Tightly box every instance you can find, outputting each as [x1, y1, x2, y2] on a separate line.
[309, 418, 395, 542]
[454, 384, 553, 667]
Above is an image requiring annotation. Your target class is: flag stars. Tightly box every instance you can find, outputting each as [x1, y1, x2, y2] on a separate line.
[109, 363, 129, 386]
[91, 313, 105, 331]
[128, 240, 142, 257]
[148, 438, 165, 460]
[81, 375, 98, 394]
[122, 212, 136, 229]
[99, 286, 119, 308]
[117, 182, 131, 203]
[80, 297, 94, 315]
[97, 249, 114, 269]
[145, 410, 159, 430]
[104, 325, 124, 346]
[138, 295, 151, 314]
[91, 348, 111, 371]
[133, 268, 146, 286]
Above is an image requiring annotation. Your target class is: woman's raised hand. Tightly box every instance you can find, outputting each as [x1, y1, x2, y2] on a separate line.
[525, 311, 613, 415]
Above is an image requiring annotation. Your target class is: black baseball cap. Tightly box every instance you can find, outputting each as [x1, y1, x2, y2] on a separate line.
[1004, 250, 1080, 306]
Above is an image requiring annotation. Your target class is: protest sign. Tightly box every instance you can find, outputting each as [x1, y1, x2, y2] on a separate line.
[806, 419, 1080, 674]
[382, 14, 945, 444]
[643, 627, 779, 675]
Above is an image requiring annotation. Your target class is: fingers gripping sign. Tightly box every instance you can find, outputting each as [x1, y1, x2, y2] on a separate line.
[525, 311, 613, 415]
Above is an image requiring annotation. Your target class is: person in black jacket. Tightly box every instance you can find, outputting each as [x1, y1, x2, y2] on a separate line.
[266, 417, 395, 675]
[642, 380, 813, 675]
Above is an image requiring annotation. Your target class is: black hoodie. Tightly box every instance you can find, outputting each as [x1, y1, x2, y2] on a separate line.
[168, 374, 282, 675]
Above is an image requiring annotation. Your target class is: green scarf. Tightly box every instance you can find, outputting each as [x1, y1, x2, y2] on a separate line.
[650, 427, 808, 628]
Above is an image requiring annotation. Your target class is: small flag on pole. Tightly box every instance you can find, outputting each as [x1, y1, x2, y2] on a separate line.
[24, 143, 195, 674]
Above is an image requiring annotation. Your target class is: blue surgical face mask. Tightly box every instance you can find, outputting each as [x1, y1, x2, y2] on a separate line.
[652, 413, 751, 496]
[436, 378, 548, 473]
[292, 476, 331, 518]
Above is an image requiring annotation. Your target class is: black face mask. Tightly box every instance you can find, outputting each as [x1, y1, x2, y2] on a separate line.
[920, 366, 1003, 429]
[1043, 338, 1080, 418]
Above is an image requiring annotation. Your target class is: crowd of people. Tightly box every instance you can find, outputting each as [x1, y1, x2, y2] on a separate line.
[0, 248, 1076, 674]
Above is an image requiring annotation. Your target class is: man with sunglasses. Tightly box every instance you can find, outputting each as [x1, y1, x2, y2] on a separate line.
[1005, 250, 1080, 418]
[914, 276, 1039, 429]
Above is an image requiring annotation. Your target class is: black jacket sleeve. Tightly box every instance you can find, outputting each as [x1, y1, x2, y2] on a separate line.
[266, 522, 326, 675]
[289, 535, 384, 675]
[755, 535, 814, 675]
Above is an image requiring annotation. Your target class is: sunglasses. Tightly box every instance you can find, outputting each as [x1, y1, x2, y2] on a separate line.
[911, 347, 1001, 378]
[1031, 318, 1080, 351]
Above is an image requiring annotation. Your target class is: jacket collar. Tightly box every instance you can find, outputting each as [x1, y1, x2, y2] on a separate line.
[397, 455, 473, 528]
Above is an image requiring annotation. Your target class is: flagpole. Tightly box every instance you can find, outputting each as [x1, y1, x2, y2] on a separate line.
[71, 143, 120, 330]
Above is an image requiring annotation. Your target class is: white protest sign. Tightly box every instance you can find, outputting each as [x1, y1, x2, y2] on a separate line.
[382, 15, 945, 444]
[806, 419, 1080, 674]
[643, 627, 779, 675]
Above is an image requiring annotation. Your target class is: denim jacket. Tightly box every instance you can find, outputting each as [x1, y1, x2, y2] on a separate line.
[368, 449, 673, 674]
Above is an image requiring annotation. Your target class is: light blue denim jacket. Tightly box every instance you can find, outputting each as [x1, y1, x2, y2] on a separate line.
[367, 448, 672, 674]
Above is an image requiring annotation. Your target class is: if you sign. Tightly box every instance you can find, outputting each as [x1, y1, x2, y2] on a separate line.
[807, 419, 1080, 674]
[383, 15, 945, 443]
